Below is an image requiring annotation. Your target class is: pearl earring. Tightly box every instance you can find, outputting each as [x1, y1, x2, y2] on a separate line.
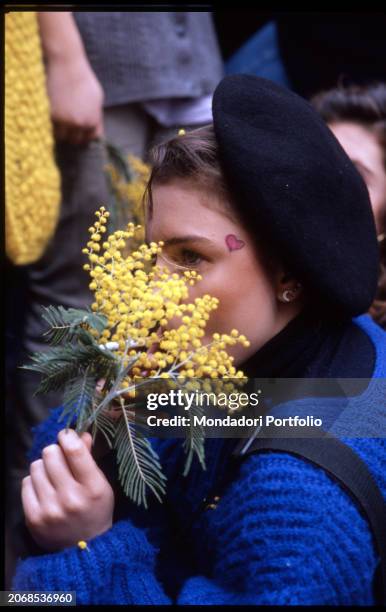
[282, 289, 294, 302]
[281, 283, 302, 303]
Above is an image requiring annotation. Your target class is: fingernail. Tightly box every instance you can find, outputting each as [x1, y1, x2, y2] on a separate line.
[60, 429, 78, 444]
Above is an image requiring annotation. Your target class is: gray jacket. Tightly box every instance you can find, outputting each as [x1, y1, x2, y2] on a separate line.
[73, 11, 224, 107]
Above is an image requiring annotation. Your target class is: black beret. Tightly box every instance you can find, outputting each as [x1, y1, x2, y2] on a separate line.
[212, 74, 379, 317]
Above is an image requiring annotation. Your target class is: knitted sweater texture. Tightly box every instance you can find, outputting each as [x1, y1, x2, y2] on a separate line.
[12, 315, 386, 605]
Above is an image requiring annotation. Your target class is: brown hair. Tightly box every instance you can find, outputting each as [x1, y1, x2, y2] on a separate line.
[311, 82, 386, 173]
[144, 125, 232, 219]
[311, 83, 386, 328]
[143, 124, 282, 278]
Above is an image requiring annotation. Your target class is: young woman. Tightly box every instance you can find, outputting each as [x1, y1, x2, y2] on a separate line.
[12, 75, 386, 605]
[312, 82, 386, 328]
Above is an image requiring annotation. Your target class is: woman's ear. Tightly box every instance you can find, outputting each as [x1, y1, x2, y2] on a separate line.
[276, 270, 303, 303]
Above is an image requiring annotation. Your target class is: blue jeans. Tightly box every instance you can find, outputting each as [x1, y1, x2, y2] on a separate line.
[226, 20, 292, 89]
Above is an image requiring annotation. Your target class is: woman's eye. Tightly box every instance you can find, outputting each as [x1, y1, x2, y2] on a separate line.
[179, 249, 202, 267]
[154, 248, 206, 271]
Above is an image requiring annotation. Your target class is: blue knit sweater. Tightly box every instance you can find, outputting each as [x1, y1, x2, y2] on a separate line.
[12, 314, 386, 605]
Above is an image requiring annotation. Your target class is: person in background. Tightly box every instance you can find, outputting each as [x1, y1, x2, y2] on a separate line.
[311, 83, 386, 329]
[6, 10, 223, 588]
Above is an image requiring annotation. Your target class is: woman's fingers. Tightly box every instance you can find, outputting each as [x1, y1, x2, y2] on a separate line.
[29, 436, 93, 502]
[29, 459, 56, 504]
[57, 429, 102, 487]
[21, 475, 41, 524]
[22, 429, 114, 552]
[41, 443, 78, 492]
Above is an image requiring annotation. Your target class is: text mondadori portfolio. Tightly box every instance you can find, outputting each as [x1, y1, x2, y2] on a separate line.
[146, 415, 323, 427]
[144, 391, 323, 427]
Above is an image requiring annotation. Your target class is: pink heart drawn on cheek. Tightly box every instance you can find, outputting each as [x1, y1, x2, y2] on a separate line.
[225, 234, 245, 252]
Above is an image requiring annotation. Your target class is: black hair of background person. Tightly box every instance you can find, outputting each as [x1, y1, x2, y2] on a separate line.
[275, 11, 386, 98]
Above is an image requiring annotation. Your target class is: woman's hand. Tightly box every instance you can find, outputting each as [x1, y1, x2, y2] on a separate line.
[45, 55, 104, 145]
[22, 429, 114, 552]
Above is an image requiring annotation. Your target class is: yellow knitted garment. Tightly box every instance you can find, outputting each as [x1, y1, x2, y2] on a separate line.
[5, 11, 60, 265]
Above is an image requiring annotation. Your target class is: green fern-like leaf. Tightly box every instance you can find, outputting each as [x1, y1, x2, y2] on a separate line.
[114, 405, 167, 508]
[102, 138, 139, 232]
[23, 345, 74, 369]
[24, 338, 121, 394]
[59, 370, 98, 430]
[103, 139, 134, 182]
[41, 305, 107, 345]
[161, 378, 206, 476]
[94, 409, 116, 449]
[182, 401, 206, 476]
[22, 347, 83, 394]
[36, 362, 81, 394]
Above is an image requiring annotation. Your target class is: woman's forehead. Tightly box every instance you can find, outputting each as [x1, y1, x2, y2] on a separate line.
[149, 182, 238, 233]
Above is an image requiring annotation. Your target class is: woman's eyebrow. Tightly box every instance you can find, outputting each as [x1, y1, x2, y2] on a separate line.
[162, 236, 214, 247]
